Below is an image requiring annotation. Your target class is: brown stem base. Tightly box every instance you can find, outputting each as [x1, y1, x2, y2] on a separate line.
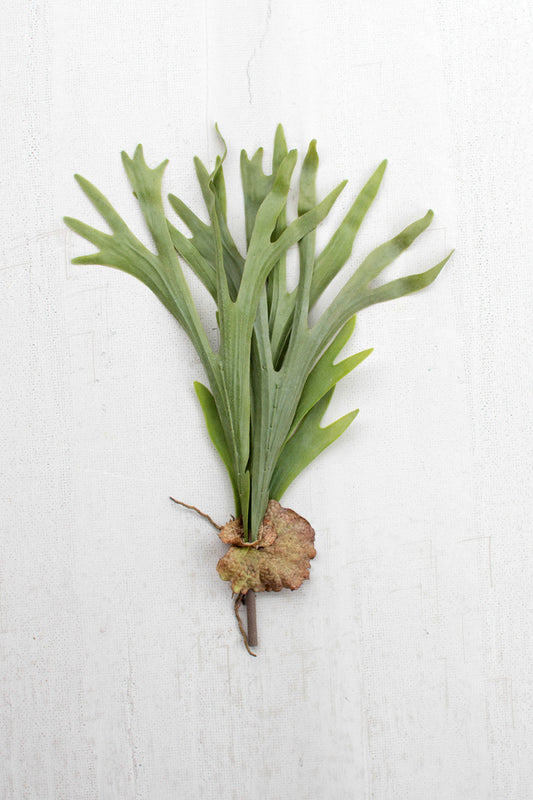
[234, 593, 257, 656]
[244, 590, 258, 648]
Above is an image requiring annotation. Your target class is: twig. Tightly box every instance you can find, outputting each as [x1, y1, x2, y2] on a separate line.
[169, 496, 222, 530]
[243, 590, 258, 648]
[171, 496, 258, 654]
[234, 593, 257, 657]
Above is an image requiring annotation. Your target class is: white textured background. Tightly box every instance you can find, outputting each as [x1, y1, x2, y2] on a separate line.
[1, 1, 532, 798]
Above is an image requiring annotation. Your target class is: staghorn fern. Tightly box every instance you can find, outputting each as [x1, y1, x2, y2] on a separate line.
[64, 125, 452, 651]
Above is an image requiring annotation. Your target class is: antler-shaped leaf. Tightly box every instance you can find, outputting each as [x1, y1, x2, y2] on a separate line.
[289, 316, 372, 436]
[269, 157, 387, 364]
[64, 146, 215, 376]
[169, 145, 245, 300]
[194, 381, 240, 513]
[65, 128, 452, 547]
[219, 149, 346, 537]
[270, 389, 359, 501]
[248, 137, 326, 535]
[309, 159, 387, 306]
[64, 176, 178, 313]
[310, 238, 452, 362]
[64, 147, 247, 517]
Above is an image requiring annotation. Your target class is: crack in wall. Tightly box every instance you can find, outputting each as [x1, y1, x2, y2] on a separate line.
[246, 0, 273, 105]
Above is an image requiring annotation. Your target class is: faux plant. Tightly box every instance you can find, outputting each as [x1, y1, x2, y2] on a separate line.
[64, 126, 452, 653]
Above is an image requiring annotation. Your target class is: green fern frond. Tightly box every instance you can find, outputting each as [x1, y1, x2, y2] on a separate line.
[65, 126, 452, 542]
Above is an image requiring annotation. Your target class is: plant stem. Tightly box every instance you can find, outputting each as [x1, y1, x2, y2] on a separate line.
[171, 496, 258, 653]
[245, 590, 258, 647]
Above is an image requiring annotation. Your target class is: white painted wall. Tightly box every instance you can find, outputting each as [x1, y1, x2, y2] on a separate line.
[1, 1, 532, 797]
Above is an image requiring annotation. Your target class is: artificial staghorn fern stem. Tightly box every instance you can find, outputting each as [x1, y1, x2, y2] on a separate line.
[65, 125, 453, 653]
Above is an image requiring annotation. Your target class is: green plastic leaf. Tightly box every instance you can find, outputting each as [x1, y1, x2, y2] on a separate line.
[291, 139, 319, 334]
[290, 316, 372, 434]
[268, 158, 387, 362]
[310, 159, 387, 306]
[65, 148, 215, 376]
[248, 136, 324, 537]
[266, 124, 290, 317]
[270, 389, 359, 501]
[167, 133, 244, 301]
[311, 251, 453, 360]
[194, 381, 240, 514]
[66, 129, 452, 547]
[348, 210, 434, 288]
[193, 156, 244, 295]
[166, 218, 217, 298]
[238, 166, 346, 312]
[64, 198, 177, 317]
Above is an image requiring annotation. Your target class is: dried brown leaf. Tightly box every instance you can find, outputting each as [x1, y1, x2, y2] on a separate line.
[216, 500, 316, 594]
